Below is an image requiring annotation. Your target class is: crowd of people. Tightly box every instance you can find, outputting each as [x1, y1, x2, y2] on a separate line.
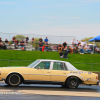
[57, 39, 100, 59]
[0, 36, 50, 51]
[0, 37, 100, 55]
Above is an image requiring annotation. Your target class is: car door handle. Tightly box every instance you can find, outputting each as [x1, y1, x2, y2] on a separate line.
[63, 72, 66, 74]
[47, 71, 50, 73]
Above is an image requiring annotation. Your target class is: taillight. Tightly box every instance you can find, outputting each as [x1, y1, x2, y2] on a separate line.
[96, 76, 98, 79]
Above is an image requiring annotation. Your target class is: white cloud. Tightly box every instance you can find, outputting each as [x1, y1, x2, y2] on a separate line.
[0, 2, 15, 5]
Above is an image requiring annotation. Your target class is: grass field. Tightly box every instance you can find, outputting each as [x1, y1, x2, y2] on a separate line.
[0, 50, 100, 71]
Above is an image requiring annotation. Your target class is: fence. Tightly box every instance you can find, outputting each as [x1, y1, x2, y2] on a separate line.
[0, 32, 76, 44]
[0, 59, 100, 71]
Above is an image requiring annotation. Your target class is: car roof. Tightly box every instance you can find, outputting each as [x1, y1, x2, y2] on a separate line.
[37, 59, 66, 63]
[37, 59, 78, 71]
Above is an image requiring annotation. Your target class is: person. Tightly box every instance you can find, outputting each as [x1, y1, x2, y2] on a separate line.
[14, 39, 19, 49]
[85, 44, 91, 54]
[0, 38, 4, 49]
[31, 37, 35, 43]
[12, 36, 16, 44]
[71, 39, 75, 45]
[78, 44, 84, 54]
[81, 40, 85, 47]
[78, 41, 81, 46]
[44, 37, 48, 43]
[4, 39, 9, 50]
[69, 46, 73, 54]
[25, 36, 29, 44]
[63, 42, 67, 48]
[38, 42, 43, 51]
[4, 39, 9, 46]
[44, 62, 50, 69]
[63, 45, 68, 59]
[39, 38, 43, 43]
[95, 46, 100, 53]
[45, 42, 49, 51]
[20, 39, 25, 51]
[76, 40, 79, 45]
[58, 44, 63, 58]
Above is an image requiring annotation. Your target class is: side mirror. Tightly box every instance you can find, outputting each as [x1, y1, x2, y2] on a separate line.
[37, 67, 41, 70]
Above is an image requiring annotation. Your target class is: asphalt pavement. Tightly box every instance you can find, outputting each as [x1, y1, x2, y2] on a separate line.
[0, 82, 100, 100]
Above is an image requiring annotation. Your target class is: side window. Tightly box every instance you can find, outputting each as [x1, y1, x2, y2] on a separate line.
[53, 62, 67, 70]
[64, 63, 68, 70]
[35, 61, 50, 69]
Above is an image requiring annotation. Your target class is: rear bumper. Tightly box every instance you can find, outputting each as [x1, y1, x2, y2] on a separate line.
[0, 77, 2, 81]
[95, 80, 100, 85]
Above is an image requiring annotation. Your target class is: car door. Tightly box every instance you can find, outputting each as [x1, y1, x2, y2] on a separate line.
[50, 62, 68, 82]
[29, 61, 51, 81]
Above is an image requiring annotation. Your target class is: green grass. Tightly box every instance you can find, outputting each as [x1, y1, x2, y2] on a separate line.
[0, 50, 100, 71]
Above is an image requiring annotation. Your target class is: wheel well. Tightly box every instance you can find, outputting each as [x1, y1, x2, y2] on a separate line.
[65, 76, 82, 84]
[5, 73, 24, 84]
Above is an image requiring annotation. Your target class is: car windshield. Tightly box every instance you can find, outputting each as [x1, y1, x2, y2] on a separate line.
[27, 60, 40, 68]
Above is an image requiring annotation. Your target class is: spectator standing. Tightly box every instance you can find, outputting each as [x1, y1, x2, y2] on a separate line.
[20, 39, 25, 51]
[63, 42, 67, 48]
[39, 38, 43, 43]
[44, 37, 48, 43]
[63, 46, 68, 59]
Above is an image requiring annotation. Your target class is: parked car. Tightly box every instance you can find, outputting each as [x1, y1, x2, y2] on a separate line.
[0, 59, 99, 88]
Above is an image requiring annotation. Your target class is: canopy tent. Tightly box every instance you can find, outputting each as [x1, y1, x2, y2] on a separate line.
[89, 35, 100, 42]
[89, 35, 100, 54]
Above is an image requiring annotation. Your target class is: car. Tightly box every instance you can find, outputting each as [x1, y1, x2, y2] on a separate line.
[0, 59, 99, 88]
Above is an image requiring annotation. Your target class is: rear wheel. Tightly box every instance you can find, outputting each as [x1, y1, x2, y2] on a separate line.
[66, 77, 79, 88]
[7, 74, 21, 86]
[5, 80, 8, 85]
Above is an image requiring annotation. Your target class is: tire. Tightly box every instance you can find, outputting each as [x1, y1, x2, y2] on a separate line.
[66, 77, 79, 89]
[7, 74, 21, 86]
[5, 80, 8, 85]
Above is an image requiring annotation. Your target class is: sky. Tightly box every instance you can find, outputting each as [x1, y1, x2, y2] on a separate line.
[0, 0, 100, 42]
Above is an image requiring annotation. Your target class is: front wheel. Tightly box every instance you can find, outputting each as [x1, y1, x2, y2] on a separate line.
[7, 74, 21, 86]
[66, 77, 79, 88]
